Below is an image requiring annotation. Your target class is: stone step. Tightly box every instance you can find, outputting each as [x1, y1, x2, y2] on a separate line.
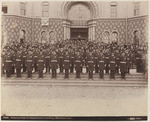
[2, 81, 147, 87]
[2, 73, 146, 81]
[3, 79, 147, 84]
[2, 77, 146, 82]
[2, 72, 146, 77]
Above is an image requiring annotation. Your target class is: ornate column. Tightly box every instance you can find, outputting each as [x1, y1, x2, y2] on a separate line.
[87, 20, 96, 41]
[63, 20, 71, 40]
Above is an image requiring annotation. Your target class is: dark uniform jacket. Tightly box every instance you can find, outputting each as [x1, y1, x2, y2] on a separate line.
[50, 54, 58, 69]
[22, 50, 27, 65]
[26, 54, 33, 71]
[38, 54, 44, 70]
[98, 53, 105, 70]
[33, 50, 39, 65]
[126, 53, 131, 68]
[109, 55, 116, 70]
[69, 51, 75, 66]
[120, 55, 127, 72]
[15, 53, 22, 69]
[74, 54, 82, 71]
[87, 53, 94, 71]
[58, 50, 64, 66]
[63, 54, 70, 69]
[4, 53, 12, 70]
[93, 51, 98, 66]
[44, 50, 51, 66]
[104, 52, 110, 65]
[135, 52, 142, 66]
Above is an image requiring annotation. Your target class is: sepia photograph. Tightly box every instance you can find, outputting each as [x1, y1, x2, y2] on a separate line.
[1, 0, 149, 121]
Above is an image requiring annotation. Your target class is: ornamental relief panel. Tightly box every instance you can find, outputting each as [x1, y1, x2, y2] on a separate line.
[68, 3, 91, 20]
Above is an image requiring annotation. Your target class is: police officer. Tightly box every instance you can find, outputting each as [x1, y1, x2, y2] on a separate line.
[135, 50, 142, 73]
[15, 50, 22, 78]
[50, 51, 58, 78]
[69, 49, 75, 73]
[4, 50, 12, 78]
[93, 49, 99, 73]
[63, 51, 70, 79]
[11, 50, 15, 75]
[85, 50, 89, 73]
[38, 51, 45, 78]
[115, 50, 120, 74]
[74, 52, 82, 79]
[120, 52, 127, 79]
[44, 48, 51, 73]
[33, 48, 38, 73]
[1, 49, 5, 75]
[58, 48, 64, 73]
[109, 52, 116, 79]
[26, 50, 33, 78]
[87, 52, 94, 79]
[98, 51, 105, 79]
[104, 50, 110, 74]
[126, 51, 131, 74]
[22, 48, 27, 73]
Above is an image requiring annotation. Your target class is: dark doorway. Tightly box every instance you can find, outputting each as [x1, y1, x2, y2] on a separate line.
[71, 28, 88, 40]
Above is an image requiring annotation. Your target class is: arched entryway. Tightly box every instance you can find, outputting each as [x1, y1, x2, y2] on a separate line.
[62, 1, 97, 41]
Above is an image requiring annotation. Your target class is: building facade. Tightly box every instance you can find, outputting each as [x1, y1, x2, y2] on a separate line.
[1, 1, 149, 47]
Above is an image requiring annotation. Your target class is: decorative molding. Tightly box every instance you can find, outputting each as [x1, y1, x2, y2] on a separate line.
[61, 1, 100, 19]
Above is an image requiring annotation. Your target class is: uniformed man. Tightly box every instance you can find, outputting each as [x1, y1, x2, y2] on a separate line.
[63, 51, 70, 79]
[50, 51, 58, 78]
[141, 52, 146, 74]
[1, 49, 5, 75]
[98, 51, 105, 79]
[69, 49, 75, 73]
[126, 51, 131, 74]
[109, 52, 116, 79]
[26, 50, 33, 78]
[115, 50, 120, 74]
[33, 48, 38, 73]
[22, 48, 27, 73]
[4, 50, 12, 78]
[93, 49, 99, 73]
[44, 48, 51, 73]
[104, 50, 110, 73]
[85, 50, 89, 73]
[58, 48, 64, 73]
[11, 50, 15, 75]
[37, 51, 45, 78]
[87, 52, 94, 79]
[15, 50, 22, 78]
[120, 52, 127, 79]
[74, 52, 82, 79]
[135, 50, 142, 73]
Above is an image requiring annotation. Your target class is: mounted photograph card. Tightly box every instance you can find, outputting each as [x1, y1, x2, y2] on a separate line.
[1, 0, 149, 121]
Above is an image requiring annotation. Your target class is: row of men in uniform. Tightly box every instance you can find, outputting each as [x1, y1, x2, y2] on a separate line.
[2, 42, 146, 80]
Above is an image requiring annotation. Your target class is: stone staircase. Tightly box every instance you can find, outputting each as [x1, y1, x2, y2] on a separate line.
[1, 69, 147, 87]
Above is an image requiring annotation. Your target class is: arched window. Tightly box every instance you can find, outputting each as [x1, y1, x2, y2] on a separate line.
[111, 31, 118, 43]
[42, 2, 49, 17]
[110, 2, 117, 17]
[134, 2, 140, 16]
[20, 30, 26, 44]
[49, 31, 55, 44]
[20, 2, 26, 16]
[41, 31, 47, 44]
[133, 30, 139, 47]
[102, 31, 110, 44]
